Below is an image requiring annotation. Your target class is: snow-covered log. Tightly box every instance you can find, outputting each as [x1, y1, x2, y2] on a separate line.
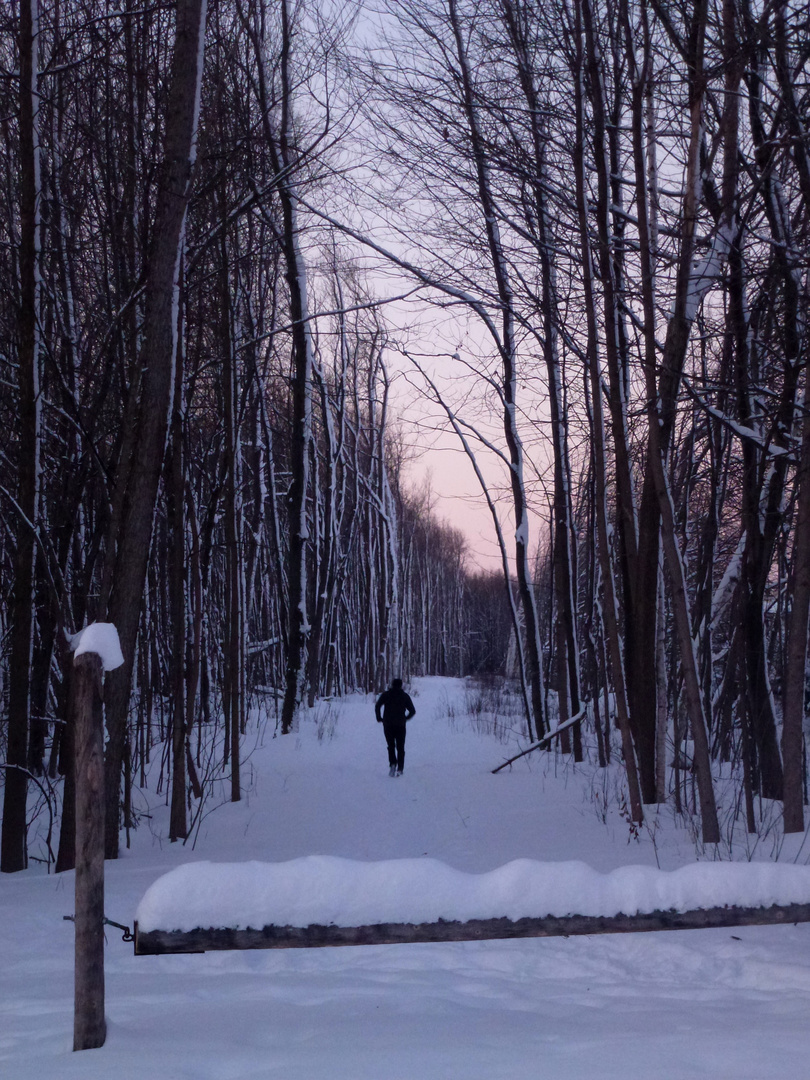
[135, 903, 810, 955]
[133, 857, 810, 955]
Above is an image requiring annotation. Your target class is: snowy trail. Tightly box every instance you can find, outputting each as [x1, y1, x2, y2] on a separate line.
[2, 677, 810, 1078]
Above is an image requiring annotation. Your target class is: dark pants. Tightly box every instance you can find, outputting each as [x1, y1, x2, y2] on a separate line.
[383, 721, 406, 772]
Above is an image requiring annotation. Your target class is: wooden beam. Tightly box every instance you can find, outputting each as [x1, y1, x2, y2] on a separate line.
[134, 901, 810, 955]
[73, 651, 106, 1051]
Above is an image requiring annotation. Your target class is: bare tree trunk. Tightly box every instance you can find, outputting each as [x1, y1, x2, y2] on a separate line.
[448, 0, 545, 738]
[572, 0, 642, 821]
[580, 0, 659, 797]
[2, 0, 41, 873]
[629, 0, 730, 809]
[307, 345, 344, 706]
[222, 235, 242, 798]
[99, 0, 208, 858]
[624, 0, 719, 843]
[168, 298, 187, 841]
[783, 364, 810, 832]
[774, 0, 810, 831]
[276, 3, 314, 734]
[655, 563, 668, 800]
[184, 484, 203, 801]
[242, 0, 315, 732]
[500, 0, 580, 754]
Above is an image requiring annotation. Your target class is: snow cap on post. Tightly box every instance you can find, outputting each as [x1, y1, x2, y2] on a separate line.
[72, 622, 124, 671]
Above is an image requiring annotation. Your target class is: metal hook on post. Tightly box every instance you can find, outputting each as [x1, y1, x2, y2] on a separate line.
[64, 915, 133, 944]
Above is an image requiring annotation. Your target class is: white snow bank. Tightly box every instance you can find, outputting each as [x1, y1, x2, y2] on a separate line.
[135, 856, 810, 933]
[72, 622, 124, 671]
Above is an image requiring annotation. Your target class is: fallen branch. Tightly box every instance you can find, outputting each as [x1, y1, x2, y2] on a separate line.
[492, 708, 587, 773]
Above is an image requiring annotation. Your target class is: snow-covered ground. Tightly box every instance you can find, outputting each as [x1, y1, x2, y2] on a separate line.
[3, 676, 810, 1078]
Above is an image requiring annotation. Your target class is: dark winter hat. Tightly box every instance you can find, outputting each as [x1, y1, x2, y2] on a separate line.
[391, 678, 403, 689]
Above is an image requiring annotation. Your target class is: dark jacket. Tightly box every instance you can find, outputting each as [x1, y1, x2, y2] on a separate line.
[375, 686, 415, 726]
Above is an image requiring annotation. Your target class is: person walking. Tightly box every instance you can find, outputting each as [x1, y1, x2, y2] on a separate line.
[375, 678, 415, 776]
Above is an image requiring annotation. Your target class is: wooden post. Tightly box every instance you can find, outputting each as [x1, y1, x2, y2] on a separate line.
[73, 651, 106, 1051]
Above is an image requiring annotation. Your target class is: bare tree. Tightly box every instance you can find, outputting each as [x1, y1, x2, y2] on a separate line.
[1, 0, 41, 872]
[98, 0, 209, 858]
